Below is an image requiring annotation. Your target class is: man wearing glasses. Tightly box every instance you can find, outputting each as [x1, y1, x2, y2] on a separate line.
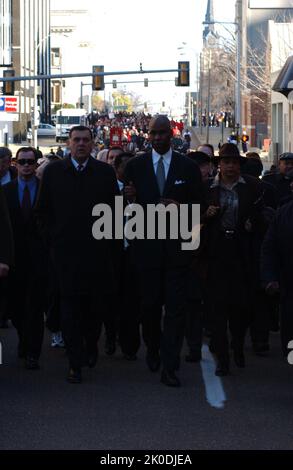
[3, 147, 47, 370]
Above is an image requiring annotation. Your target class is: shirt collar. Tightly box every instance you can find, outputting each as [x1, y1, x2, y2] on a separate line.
[18, 175, 37, 189]
[152, 148, 172, 166]
[71, 157, 89, 170]
[211, 173, 246, 189]
[0, 171, 11, 185]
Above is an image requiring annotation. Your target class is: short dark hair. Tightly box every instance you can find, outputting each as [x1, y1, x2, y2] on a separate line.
[0, 147, 12, 159]
[69, 126, 93, 140]
[16, 146, 38, 161]
[113, 151, 134, 170]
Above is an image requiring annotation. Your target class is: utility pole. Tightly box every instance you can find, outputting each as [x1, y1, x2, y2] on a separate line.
[235, 0, 242, 136]
[206, 50, 212, 144]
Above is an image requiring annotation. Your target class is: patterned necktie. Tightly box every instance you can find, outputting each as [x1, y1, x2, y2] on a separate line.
[77, 164, 84, 172]
[156, 157, 166, 196]
[22, 185, 31, 221]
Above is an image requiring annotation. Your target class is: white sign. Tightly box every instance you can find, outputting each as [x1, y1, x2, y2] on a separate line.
[0, 113, 19, 122]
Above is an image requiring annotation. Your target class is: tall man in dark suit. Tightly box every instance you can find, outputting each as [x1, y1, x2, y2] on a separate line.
[3, 147, 47, 370]
[124, 115, 203, 387]
[36, 126, 119, 383]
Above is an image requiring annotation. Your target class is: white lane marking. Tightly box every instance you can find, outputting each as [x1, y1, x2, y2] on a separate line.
[200, 344, 227, 410]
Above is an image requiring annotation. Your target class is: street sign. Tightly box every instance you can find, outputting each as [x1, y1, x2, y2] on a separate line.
[0, 96, 19, 112]
[0, 112, 18, 122]
[5, 96, 19, 112]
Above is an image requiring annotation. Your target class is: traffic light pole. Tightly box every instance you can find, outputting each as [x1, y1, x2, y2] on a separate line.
[0, 66, 189, 84]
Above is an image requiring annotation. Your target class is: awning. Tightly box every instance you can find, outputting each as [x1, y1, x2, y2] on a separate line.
[272, 56, 293, 98]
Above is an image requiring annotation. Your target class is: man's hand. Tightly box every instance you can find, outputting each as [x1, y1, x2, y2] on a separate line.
[160, 198, 179, 208]
[265, 281, 280, 295]
[0, 264, 9, 278]
[124, 181, 136, 203]
[206, 205, 220, 218]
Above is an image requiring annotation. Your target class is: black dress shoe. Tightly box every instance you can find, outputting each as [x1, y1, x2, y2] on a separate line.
[25, 357, 40, 370]
[67, 368, 82, 384]
[161, 369, 181, 387]
[215, 363, 230, 377]
[233, 350, 245, 368]
[185, 352, 202, 363]
[105, 339, 116, 356]
[146, 352, 161, 372]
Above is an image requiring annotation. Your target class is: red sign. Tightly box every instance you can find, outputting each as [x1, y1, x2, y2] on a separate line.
[5, 96, 19, 113]
[110, 126, 123, 147]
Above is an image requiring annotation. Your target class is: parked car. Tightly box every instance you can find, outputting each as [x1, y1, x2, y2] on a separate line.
[37, 123, 56, 137]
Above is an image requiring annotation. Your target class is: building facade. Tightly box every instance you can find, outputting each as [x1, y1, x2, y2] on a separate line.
[0, 0, 51, 143]
[50, 2, 94, 112]
[241, 0, 293, 147]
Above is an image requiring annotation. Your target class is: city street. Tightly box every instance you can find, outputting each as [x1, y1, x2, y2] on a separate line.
[0, 325, 293, 450]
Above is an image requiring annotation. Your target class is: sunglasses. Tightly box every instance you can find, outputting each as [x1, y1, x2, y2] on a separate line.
[17, 159, 36, 166]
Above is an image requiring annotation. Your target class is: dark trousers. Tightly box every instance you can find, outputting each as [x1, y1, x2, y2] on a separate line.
[280, 294, 293, 357]
[250, 289, 270, 345]
[60, 292, 103, 370]
[0, 279, 9, 325]
[10, 277, 45, 359]
[119, 248, 141, 356]
[211, 301, 248, 365]
[185, 299, 203, 354]
[138, 266, 188, 372]
[208, 235, 250, 365]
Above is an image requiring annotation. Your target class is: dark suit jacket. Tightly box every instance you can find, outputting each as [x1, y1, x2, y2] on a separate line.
[35, 156, 120, 295]
[203, 174, 265, 289]
[3, 179, 47, 279]
[124, 151, 204, 269]
[0, 184, 14, 266]
[261, 200, 293, 295]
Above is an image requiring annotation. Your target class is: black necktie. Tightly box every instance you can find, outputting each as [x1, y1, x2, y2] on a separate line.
[22, 185, 31, 221]
[156, 157, 166, 196]
[77, 164, 84, 172]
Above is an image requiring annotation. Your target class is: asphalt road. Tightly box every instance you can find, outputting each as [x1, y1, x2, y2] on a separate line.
[0, 323, 293, 451]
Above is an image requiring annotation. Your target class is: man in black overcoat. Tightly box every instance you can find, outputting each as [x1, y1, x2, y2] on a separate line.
[36, 126, 119, 383]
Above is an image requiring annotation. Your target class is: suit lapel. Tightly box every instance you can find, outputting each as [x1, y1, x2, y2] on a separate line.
[144, 152, 161, 199]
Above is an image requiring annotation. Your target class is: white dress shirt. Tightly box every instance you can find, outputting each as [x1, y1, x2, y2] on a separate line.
[0, 171, 12, 186]
[71, 157, 89, 171]
[152, 148, 172, 179]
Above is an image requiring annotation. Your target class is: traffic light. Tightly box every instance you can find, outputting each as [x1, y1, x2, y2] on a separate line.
[144, 78, 148, 87]
[92, 65, 104, 91]
[177, 61, 190, 87]
[3, 69, 15, 95]
[112, 80, 117, 89]
[241, 134, 249, 143]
